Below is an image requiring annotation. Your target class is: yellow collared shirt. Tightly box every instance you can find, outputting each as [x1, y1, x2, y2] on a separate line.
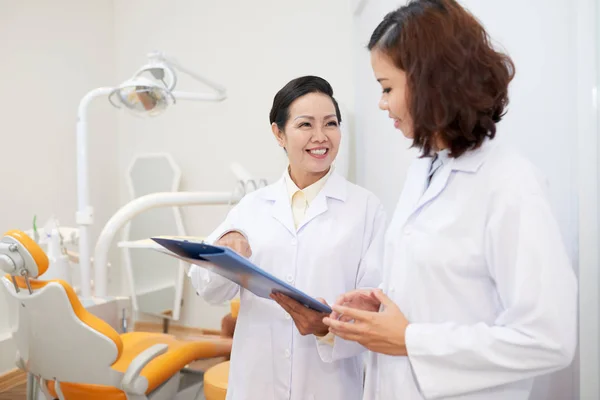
[284, 166, 333, 230]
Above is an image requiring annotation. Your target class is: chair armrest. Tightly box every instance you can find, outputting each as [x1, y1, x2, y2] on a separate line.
[121, 343, 168, 394]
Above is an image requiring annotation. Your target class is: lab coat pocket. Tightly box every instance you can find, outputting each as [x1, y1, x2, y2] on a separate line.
[235, 291, 275, 366]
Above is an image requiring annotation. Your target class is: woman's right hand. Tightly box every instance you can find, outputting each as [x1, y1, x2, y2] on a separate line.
[330, 289, 381, 322]
[216, 231, 252, 258]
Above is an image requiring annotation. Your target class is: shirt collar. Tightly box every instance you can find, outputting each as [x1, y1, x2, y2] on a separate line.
[284, 166, 334, 205]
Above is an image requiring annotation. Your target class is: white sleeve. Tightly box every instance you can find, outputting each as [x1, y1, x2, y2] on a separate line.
[317, 200, 386, 362]
[405, 185, 577, 399]
[187, 204, 246, 304]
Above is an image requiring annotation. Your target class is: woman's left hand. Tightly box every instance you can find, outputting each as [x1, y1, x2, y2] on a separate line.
[323, 289, 410, 356]
[271, 293, 330, 337]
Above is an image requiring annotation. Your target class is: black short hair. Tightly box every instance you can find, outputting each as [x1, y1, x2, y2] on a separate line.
[269, 76, 342, 131]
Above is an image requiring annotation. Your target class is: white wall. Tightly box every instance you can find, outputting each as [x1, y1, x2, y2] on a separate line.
[354, 0, 583, 399]
[0, 0, 118, 373]
[112, 0, 356, 329]
[576, 0, 600, 397]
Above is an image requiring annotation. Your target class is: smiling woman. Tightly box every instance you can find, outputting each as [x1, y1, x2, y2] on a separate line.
[187, 75, 387, 400]
[269, 76, 343, 189]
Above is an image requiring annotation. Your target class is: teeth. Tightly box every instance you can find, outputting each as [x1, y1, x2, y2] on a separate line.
[310, 149, 327, 156]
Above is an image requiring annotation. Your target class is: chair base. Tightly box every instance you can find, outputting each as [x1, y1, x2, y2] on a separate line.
[38, 369, 205, 400]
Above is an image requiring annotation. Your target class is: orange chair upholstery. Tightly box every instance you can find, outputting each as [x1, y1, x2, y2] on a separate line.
[0, 230, 233, 400]
[204, 361, 230, 400]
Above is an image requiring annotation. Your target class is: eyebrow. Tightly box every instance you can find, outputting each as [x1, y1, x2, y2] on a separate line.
[294, 114, 338, 121]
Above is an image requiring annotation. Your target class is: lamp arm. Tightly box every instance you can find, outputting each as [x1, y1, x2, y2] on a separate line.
[161, 54, 227, 98]
[171, 90, 226, 102]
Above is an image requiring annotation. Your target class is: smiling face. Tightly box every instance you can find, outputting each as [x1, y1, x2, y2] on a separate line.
[272, 92, 341, 188]
[370, 49, 414, 138]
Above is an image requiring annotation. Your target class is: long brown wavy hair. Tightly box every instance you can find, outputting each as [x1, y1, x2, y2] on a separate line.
[368, 0, 515, 157]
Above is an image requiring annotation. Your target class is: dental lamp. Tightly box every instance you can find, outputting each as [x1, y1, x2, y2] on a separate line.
[77, 51, 227, 298]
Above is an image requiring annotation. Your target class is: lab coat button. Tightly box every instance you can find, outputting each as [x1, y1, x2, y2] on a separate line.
[286, 274, 293, 283]
[285, 349, 291, 358]
[291, 238, 297, 246]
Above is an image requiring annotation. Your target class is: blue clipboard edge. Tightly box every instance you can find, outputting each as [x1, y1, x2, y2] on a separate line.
[150, 237, 333, 314]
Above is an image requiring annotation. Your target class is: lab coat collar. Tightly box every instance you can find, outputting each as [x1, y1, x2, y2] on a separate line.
[262, 168, 347, 202]
[319, 170, 348, 202]
[449, 138, 494, 173]
[262, 169, 347, 236]
[412, 138, 495, 216]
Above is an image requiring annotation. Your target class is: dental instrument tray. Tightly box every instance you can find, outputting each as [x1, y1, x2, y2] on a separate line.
[151, 237, 332, 314]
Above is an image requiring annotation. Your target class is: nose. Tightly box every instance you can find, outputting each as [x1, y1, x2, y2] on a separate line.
[379, 97, 388, 111]
[311, 126, 328, 142]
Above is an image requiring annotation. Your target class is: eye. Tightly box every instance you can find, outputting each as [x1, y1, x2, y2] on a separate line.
[298, 122, 311, 128]
[382, 88, 391, 94]
[326, 121, 338, 127]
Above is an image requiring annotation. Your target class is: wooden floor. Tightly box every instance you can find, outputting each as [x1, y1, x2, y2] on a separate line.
[0, 323, 230, 400]
[0, 370, 26, 400]
[0, 384, 26, 399]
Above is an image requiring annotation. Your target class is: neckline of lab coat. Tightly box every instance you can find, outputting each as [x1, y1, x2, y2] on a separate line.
[410, 138, 497, 221]
[261, 170, 348, 236]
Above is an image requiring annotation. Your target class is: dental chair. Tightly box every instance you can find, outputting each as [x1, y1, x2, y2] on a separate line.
[0, 230, 232, 400]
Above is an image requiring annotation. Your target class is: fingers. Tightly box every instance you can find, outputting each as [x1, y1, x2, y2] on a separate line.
[323, 316, 365, 337]
[272, 293, 327, 336]
[270, 293, 293, 314]
[337, 314, 355, 323]
[273, 293, 302, 312]
[240, 242, 252, 258]
[330, 310, 343, 320]
[227, 240, 251, 258]
[331, 304, 376, 322]
[217, 232, 252, 258]
[331, 290, 362, 319]
[370, 289, 394, 309]
[316, 297, 329, 306]
[328, 327, 364, 343]
[271, 293, 311, 321]
[333, 290, 362, 306]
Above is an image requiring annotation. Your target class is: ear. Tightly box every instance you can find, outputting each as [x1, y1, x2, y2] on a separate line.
[271, 123, 286, 148]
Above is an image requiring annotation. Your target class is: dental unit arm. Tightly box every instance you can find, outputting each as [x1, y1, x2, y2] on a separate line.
[93, 163, 264, 313]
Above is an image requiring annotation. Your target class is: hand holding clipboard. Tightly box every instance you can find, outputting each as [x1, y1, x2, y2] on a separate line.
[151, 236, 332, 314]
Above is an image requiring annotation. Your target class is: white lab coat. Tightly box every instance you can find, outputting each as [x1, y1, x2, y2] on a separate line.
[189, 171, 385, 400]
[364, 139, 577, 400]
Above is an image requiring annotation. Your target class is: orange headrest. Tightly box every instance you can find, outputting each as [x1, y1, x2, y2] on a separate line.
[4, 230, 49, 278]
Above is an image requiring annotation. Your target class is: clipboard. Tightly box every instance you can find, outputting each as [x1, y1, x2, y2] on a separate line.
[151, 237, 332, 314]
